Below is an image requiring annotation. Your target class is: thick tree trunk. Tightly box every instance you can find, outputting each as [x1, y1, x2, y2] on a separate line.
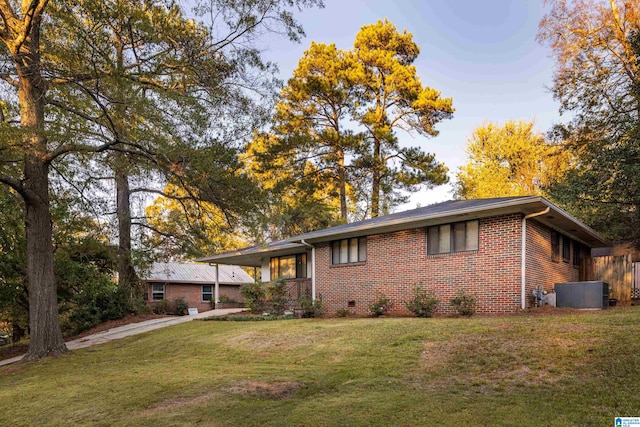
[15, 23, 68, 359]
[115, 158, 138, 305]
[23, 160, 67, 360]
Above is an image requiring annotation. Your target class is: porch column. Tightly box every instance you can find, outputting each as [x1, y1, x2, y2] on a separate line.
[311, 245, 316, 301]
[215, 263, 220, 308]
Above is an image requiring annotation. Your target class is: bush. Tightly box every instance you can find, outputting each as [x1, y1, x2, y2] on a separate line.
[150, 299, 173, 315]
[173, 297, 189, 316]
[240, 281, 266, 314]
[368, 294, 393, 317]
[405, 284, 439, 318]
[299, 294, 324, 318]
[266, 278, 288, 315]
[450, 290, 477, 316]
[66, 280, 128, 335]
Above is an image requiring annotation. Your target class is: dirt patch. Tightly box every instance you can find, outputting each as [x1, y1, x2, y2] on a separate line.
[419, 333, 563, 389]
[228, 380, 304, 400]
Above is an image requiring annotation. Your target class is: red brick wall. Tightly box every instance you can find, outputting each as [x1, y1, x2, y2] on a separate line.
[146, 283, 242, 313]
[315, 214, 585, 316]
[526, 219, 580, 302]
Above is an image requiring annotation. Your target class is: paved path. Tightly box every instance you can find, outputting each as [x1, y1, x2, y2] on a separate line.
[0, 308, 245, 367]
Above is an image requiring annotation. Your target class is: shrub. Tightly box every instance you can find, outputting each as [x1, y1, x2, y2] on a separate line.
[173, 297, 189, 316]
[299, 294, 324, 318]
[405, 284, 439, 318]
[450, 290, 477, 316]
[336, 309, 352, 318]
[240, 281, 266, 313]
[150, 299, 173, 315]
[218, 295, 231, 303]
[266, 278, 288, 315]
[368, 294, 393, 317]
[66, 280, 128, 335]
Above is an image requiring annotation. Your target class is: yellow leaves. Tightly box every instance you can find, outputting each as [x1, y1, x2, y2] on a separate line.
[455, 120, 574, 200]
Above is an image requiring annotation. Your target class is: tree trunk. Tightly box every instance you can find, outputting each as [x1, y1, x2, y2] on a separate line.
[23, 161, 67, 360]
[115, 157, 138, 306]
[337, 148, 348, 222]
[15, 24, 68, 359]
[371, 140, 381, 218]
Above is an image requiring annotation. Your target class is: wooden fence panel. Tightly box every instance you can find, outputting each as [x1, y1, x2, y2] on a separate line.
[593, 255, 633, 302]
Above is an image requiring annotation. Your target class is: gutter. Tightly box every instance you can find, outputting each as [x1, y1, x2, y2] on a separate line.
[521, 207, 550, 309]
[299, 239, 316, 301]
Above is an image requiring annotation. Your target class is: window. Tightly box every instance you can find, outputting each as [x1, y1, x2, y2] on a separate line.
[151, 283, 164, 301]
[427, 220, 478, 255]
[202, 285, 213, 302]
[331, 237, 367, 264]
[562, 236, 571, 262]
[270, 254, 307, 279]
[573, 242, 582, 267]
[551, 231, 560, 263]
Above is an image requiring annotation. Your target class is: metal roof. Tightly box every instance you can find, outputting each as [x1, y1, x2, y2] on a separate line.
[197, 196, 609, 266]
[142, 262, 252, 284]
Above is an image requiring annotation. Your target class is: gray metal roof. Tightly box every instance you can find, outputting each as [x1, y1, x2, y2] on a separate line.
[198, 196, 609, 266]
[143, 262, 252, 284]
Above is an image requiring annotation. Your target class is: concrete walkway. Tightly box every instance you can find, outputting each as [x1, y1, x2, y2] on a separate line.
[0, 308, 245, 367]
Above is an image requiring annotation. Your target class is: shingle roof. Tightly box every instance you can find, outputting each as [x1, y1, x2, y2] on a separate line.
[143, 262, 252, 284]
[197, 196, 609, 266]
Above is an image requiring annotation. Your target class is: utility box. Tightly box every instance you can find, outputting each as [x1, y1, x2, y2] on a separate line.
[554, 281, 609, 309]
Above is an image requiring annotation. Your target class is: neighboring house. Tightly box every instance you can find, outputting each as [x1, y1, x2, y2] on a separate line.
[142, 262, 252, 312]
[198, 197, 609, 315]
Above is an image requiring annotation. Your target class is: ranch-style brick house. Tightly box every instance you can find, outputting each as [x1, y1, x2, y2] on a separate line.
[143, 262, 252, 312]
[198, 197, 609, 315]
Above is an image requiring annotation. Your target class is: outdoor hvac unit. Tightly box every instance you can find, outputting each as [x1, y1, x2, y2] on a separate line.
[554, 281, 609, 309]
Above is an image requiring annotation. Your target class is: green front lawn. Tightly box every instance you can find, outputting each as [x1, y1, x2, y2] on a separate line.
[2, 308, 639, 426]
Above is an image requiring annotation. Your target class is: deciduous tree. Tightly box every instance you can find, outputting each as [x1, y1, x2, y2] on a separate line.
[538, 0, 640, 243]
[0, 0, 321, 360]
[454, 121, 572, 199]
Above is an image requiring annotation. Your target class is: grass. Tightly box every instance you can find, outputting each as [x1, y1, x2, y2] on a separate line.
[2, 307, 640, 426]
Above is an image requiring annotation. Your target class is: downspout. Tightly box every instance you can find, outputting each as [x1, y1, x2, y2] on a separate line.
[300, 239, 316, 301]
[215, 263, 220, 309]
[521, 207, 550, 309]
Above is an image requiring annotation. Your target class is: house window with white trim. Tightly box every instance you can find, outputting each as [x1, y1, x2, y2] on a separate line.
[331, 237, 366, 265]
[202, 285, 213, 301]
[427, 220, 479, 255]
[151, 283, 164, 301]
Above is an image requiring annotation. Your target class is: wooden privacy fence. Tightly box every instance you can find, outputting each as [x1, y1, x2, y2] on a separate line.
[593, 255, 634, 302]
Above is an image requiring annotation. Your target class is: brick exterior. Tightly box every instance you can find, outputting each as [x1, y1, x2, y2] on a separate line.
[146, 283, 242, 313]
[315, 214, 586, 316]
[525, 219, 580, 302]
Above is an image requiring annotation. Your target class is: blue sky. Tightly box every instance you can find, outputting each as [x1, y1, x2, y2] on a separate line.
[264, 0, 562, 209]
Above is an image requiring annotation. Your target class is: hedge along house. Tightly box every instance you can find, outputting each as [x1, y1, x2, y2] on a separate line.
[198, 197, 609, 315]
[142, 262, 252, 312]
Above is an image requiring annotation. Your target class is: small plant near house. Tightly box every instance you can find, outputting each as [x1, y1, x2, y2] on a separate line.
[336, 308, 352, 318]
[150, 299, 173, 315]
[266, 278, 289, 315]
[298, 295, 324, 318]
[450, 290, 477, 316]
[405, 284, 439, 318]
[368, 293, 393, 317]
[240, 281, 266, 314]
[173, 297, 189, 316]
